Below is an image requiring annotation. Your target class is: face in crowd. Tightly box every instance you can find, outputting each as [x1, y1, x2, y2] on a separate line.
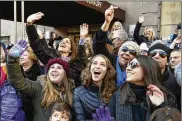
[58, 38, 72, 54]
[118, 45, 137, 67]
[48, 63, 66, 85]
[170, 50, 181, 69]
[149, 49, 168, 71]
[50, 111, 69, 121]
[112, 21, 123, 32]
[90, 55, 107, 86]
[126, 58, 144, 86]
[144, 27, 155, 40]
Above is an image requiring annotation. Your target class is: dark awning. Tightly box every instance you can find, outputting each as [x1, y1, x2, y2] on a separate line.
[0, 1, 125, 27]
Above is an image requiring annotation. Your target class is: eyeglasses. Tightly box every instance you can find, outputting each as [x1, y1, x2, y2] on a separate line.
[149, 50, 167, 58]
[127, 60, 140, 69]
[140, 50, 148, 55]
[120, 46, 137, 56]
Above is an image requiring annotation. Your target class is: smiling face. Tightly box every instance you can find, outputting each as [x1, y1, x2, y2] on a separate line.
[112, 21, 123, 31]
[58, 38, 71, 54]
[19, 51, 33, 65]
[50, 111, 69, 121]
[126, 58, 144, 86]
[90, 56, 107, 86]
[118, 46, 136, 67]
[48, 63, 66, 84]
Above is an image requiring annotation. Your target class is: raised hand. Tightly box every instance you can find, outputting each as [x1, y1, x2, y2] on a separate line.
[80, 23, 89, 39]
[139, 16, 144, 23]
[105, 5, 118, 23]
[147, 85, 164, 106]
[173, 36, 181, 44]
[27, 12, 44, 25]
[9, 40, 28, 58]
[92, 106, 115, 121]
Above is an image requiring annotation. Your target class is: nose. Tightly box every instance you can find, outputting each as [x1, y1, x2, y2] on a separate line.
[126, 65, 132, 71]
[153, 52, 160, 59]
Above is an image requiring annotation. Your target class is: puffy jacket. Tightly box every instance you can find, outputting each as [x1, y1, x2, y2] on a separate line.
[73, 84, 106, 121]
[0, 80, 26, 121]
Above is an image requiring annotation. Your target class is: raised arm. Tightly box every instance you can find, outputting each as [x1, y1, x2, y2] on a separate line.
[26, 12, 58, 65]
[93, 5, 117, 64]
[133, 16, 144, 45]
[7, 40, 42, 97]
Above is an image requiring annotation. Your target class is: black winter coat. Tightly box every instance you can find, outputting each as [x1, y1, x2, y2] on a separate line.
[133, 21, 154, 47]
[26, 25, 87, 87]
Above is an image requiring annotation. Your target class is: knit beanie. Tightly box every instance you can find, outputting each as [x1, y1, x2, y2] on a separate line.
[46, 58, 70, 76]
[148, 43, 171, 59]
[118, 41, 140, 55]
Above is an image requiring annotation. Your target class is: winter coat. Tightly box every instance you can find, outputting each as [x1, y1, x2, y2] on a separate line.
[1, 80, 26, 121]
[20, 62, 44, 121]
[133, 21, 154, 47]
[161, 67, 181, 110]
[73, 84, 106, 121]
[26, 25, 87, 87]
[108, 82, 176, 121]
[6, 55, 70, 121]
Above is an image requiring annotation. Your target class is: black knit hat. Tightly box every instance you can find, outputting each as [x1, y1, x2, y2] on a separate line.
[148, 43, 171, 59]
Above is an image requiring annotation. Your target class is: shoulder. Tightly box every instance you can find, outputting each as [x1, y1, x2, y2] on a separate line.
[73, 85, 88, 97]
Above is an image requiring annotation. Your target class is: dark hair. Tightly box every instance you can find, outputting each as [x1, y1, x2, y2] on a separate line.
[150, 106, 181, 121]
[135, 55, 176, 107]
[51, 102, 72, 121]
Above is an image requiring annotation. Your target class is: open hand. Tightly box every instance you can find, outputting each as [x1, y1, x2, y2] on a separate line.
[139, 16, 144, 23]
[92, 106, 115, 121]
[9, 40, 28, 58]
[147, 85, 164, 106]
[27, 12, 44, 25]
[80, 23, 89, 39]
[105, 5, 118, 23]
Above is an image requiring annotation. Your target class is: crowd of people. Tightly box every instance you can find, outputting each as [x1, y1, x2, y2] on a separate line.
[0, 5, 181, 121]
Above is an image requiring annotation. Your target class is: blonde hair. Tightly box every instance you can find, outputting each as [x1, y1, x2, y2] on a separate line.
[81, 54, 116, 103]
[26, 46, 38, 62]
[144, 27, 155, 40]
[41, 72, 73, 108]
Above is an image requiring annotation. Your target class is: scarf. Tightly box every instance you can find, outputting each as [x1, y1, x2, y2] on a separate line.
[116, 57, 126, 87]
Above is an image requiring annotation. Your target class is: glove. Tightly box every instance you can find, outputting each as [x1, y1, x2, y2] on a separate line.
[92, 106, 115, 121]
[9, 40, 28, 58]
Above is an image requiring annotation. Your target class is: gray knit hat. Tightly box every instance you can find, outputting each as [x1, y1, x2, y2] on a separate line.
[118, 41, 140, 55]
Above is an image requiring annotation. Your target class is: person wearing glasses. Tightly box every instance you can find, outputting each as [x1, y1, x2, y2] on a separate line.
[108, 55, 176, 121]
[148, 43, 181, 111]
[93, 5, 140, 87]
[140, 42, 149, 56]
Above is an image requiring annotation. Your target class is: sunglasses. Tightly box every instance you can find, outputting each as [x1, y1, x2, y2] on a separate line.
[140, 50, 148, 55]
[127, 60, 140, 69]
[149, 50, 167, 58]
[120, 46, 137, 56]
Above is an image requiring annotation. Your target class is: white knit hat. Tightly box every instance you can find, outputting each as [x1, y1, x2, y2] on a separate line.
[118, 41, 140, 55]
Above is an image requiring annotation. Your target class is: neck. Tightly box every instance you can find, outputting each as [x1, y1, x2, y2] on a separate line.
[22, 62, 33, 71]
[128, 81, 145, 86]
[161, 67, 166, 74]
[61, 52, 70, 57]
[93, 81, 102, 87]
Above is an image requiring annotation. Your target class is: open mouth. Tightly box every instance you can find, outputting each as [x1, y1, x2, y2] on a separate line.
[51, 72, 59, 78]
[93, 71, 101, 76]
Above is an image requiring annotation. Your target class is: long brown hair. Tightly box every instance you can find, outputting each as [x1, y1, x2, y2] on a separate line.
[41, 71, 73, 108]
[81, 54, 116, 103]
